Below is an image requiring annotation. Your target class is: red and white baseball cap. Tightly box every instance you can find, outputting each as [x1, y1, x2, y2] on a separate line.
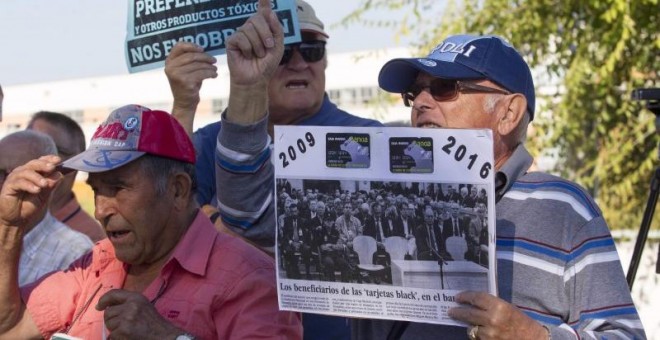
[63, 104, 195, 173]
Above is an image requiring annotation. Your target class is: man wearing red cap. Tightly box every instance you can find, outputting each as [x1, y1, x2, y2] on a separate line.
[0, 103, 301, 339]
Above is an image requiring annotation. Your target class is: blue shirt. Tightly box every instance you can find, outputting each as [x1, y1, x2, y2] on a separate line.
[193, 94, 382, 205]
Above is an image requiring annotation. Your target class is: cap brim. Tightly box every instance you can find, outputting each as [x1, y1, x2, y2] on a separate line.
[300, 25, 329, 39]
[378, 58, 485, 93]
[62, 149, 145, 173]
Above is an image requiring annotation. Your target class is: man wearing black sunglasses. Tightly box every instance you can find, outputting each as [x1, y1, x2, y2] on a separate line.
[217, 15, 646, 339]
[164, 1, 380, 340]
[355, 35, 645, 339]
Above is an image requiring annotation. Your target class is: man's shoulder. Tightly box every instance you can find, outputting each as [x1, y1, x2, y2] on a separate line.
[192, 121, 223, 146]
[209, 233, 275, 276]
[504, 171, 603, 219]
[513, 171, 593, 198]
[306, 98, 383, 127]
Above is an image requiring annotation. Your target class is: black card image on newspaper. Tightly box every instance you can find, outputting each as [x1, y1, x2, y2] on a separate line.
[326, 133, 371, 169]
[389, 137, 434, 173]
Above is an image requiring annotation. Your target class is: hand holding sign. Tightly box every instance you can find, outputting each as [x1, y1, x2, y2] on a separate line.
[164, 42, 218, 136]
[226, 0, 285, 125]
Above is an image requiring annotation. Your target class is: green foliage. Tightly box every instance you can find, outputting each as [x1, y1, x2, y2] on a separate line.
[343, 0, 659, 230]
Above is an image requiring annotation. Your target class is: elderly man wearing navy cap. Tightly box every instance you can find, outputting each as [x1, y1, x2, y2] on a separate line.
[214, 17, 646, 339]
[0, 103, 301, 339]
[356, 35, 646, 339]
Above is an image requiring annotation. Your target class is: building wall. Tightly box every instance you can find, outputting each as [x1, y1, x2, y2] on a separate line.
[1, 48, 412, 140]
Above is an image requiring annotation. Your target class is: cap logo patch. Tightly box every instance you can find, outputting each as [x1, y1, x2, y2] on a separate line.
[418, 59, 437, 67]
[124, 116, 140, 131]
[92, 122, 130, 143]
[430, 41, 477, 58]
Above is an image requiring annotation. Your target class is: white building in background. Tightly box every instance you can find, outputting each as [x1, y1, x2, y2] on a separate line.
[1, 48, 412, 139]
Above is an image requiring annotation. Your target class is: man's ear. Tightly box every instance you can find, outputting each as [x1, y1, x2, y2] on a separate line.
[171, 172, 193, 210]
[497, 93, 527, 137]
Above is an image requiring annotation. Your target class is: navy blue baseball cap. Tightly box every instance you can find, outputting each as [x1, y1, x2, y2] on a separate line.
[379, 34, 536, 120]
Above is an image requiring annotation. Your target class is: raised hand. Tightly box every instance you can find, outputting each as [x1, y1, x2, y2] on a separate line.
[224, 0, 284, 125]
[164, 42, 218, 136]
[0, 155, 62, 229]
[226, 0, 284, 88]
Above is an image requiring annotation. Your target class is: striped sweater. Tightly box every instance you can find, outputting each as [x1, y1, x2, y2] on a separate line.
[353, 146, 646, 339]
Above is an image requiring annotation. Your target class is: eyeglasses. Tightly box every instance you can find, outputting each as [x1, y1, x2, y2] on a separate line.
[280, 40, 326, 65]
[401, 78, 510, 107]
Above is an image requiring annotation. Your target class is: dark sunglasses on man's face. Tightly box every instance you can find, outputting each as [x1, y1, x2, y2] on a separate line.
[280, 40, 326, 65]
[401, 78, 510, 107]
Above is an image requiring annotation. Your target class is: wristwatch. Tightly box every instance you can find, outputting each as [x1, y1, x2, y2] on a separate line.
[175, 333, 196, 340]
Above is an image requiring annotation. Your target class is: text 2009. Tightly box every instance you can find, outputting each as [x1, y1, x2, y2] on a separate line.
[441, 136, 491, 179]
[279, 132, 315, 168]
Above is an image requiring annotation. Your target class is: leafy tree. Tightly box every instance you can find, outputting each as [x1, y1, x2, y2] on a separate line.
[341, 0, 659, 230]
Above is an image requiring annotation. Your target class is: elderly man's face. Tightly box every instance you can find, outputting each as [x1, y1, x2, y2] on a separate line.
[268, 32, 327, 125]
[409, 73, 501, 132]
[88, 158, 179, 266]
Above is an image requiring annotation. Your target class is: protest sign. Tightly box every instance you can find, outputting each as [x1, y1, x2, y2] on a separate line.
[274, 125, 497, 326]
[126, 0, 301, 73]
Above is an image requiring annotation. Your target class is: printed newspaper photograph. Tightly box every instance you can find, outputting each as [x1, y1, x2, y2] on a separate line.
[274, 125, 497, 326]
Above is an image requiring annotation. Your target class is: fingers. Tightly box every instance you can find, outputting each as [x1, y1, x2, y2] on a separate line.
[448, 291, 493, 325]
[165, 42, 218, 82]
[229, 0, 280, 59]
[96, 289, 132, 311]
[2, 156, 62, 194]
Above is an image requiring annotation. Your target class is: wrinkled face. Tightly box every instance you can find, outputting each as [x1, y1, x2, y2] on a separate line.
[88, 159, 177, 265]
[409, 72, 501, 131]
[268, 32, 327, 125]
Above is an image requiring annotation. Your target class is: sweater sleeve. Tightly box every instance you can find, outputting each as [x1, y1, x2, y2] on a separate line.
[215, 113, 276, 252]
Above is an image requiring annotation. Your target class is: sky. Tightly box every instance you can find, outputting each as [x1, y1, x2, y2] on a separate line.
[0, 0, 415, 86]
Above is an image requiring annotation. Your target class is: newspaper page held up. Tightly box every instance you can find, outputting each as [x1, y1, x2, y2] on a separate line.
[274, 125, 497, 326]
[125, 0, 301, 73]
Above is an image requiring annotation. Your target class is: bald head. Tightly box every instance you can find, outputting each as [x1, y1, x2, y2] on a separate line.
[0, 130, 57, 173]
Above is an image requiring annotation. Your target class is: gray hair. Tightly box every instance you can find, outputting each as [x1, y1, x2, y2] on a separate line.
[138, 155, 197, 200]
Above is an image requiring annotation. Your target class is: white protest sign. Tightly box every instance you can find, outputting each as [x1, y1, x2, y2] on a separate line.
[274, 125, 497, 326]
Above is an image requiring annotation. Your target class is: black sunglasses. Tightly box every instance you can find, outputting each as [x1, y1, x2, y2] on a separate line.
[280, 40, 326, 65]
[402, 78, 510, 107]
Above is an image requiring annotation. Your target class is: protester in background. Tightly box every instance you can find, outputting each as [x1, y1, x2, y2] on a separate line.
[27, 111, 105, 242]
[176, 3, 380, 337]
[164, 0, 381, 250]
[0, 103, 301, 339]
[0, 130, 93, 286]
